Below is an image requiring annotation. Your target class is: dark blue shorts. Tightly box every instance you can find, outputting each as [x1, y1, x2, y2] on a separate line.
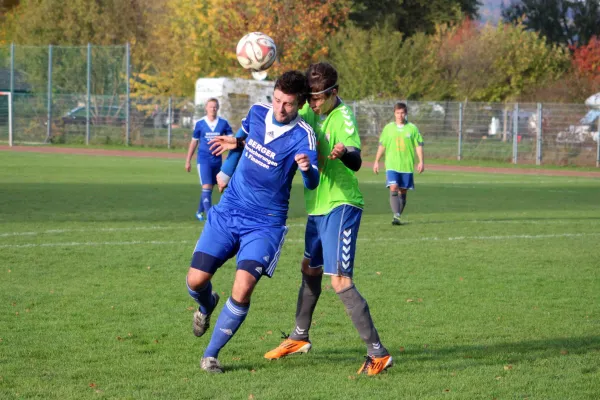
[191, 206, 288, 278]
[197, 162, 222, 186]
[386, 171, 414, 189]
[304, 205, 362, 277]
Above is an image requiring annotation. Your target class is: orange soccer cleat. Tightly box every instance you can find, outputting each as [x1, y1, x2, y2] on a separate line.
[357, 354, 393, 376]
[264, 337, 312, 360]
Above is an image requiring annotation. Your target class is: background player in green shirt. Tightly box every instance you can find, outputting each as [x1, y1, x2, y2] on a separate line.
[264, 62, 392, 376]
[373, 102, 425, 225]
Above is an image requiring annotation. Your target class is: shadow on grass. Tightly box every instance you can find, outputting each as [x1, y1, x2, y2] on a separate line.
[311, 335, 600, 372]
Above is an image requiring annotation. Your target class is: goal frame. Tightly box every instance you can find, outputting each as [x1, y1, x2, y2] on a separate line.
[0, 91, 13, 147]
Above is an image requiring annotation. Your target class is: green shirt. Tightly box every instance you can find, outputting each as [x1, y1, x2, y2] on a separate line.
[379, 122, 423, 173]
[299, 102, 364, 215]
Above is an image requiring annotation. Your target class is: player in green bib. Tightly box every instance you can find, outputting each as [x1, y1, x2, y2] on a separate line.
[373, 102, 425, 225]
[264, 62, 392, 376]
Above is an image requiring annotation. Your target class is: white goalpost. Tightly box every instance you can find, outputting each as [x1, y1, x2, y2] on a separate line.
[0, 91, 13, 147]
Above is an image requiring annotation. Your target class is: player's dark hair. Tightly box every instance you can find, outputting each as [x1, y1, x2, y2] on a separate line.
[274, 71, 309, 105]
[206, 98, 219, 108]
[394, 102, 407, 112]
[306, 62, 338, 96]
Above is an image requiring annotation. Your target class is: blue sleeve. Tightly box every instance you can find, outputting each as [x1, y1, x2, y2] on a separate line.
[300, 162, 319, 190]
[192, 122, 202, 140]
[297, 129, 320, 190]
[220, 128, 248, 177]
[224, 121, 233, 136]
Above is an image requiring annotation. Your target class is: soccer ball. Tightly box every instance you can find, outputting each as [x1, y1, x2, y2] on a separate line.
[236, 32, 277, 72]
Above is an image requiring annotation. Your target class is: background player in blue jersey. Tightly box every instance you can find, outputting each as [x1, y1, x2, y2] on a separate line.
[185, 71, 319, 374]
[185, 98, 233, 221]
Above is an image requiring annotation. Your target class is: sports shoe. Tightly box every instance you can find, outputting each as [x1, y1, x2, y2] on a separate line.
[200, 357, 223, 373]
[392, 217, 402, 226]
[357, 355, 393, 376]
[192, 292, 220, 337]
[196, 212, 205, 221]
[264, 334, 312, 360]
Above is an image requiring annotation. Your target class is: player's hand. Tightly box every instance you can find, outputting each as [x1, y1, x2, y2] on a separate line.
[295, 153, 310, 171]
[417, 162, 424, 174]
[216, 174, 228, 193]
[209, 136, 237, 156]
[185, 160, 191, 172]
[373, 162, 379, 174]
[328, 143, 346, 160]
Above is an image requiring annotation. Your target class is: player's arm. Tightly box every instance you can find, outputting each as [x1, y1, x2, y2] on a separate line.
[185, 127, 200, 172]
[416, 143, 424, 173]
[373, 144, 386, 175]
[296, 130, 319, 190]
[330, 144, 362, 172]
[215, 128, 247, 185]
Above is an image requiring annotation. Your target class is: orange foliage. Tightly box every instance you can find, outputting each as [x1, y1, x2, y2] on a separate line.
[571, 36, 600, 83]
[209, 0, 350, 76]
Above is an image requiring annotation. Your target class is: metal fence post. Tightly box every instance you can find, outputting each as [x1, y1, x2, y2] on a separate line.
[536, 102, 542, 165]
[46, 44, 53, 143]
[9, 43, 14, 146]
[513, 103, 519, 164]
[458, 102, 463, 161]
[167, 97, 172, 149]
[86, 43, 91, 145]
[125, 42, 130, 146]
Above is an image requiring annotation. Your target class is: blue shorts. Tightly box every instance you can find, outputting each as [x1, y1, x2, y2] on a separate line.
[304, 205, 362, 277]
[191, 205, 288, 279]
[197, 162, 221, 186]
[386, 171, 414, 189]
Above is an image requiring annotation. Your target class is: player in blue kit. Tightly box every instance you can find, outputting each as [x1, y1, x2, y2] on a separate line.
[185, 98, 233, 221]
[185, 71, 319, 373]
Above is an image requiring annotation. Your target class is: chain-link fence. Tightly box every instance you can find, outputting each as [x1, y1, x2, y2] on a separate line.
[1, 44, 599, 167]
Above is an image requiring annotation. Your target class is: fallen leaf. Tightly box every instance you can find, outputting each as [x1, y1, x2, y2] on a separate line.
[376, 272, 381, 275]
[259, 336, 265, 340]
[418, 298, 423, 302]
[560, 349, 568, 355]
[15, 312, 18, 316]
[111, 306, 115, 310]
[117, 336, 123, 341]
[147, 266, 151, 270]
[503, 365, 513, 370]
[186, 306, 195, 311]
[266, 330, 272, 335]
[128, 333, 132, 337]
[248, 395, 255, 399]
[89, 383, 96, 388]
[11, 302, 15, 306]
[423, 344, 429, 349]
[348, 375, 356, 380]
[495, 376, 502, 380]
[50, 290, 54, 294]
[25, 309, 30, 313]
[406, 299, 414, 303]
[154, 340, 159, 344]
[232, 357, 241, 361]
[451, 372, 457, 376]
[443, 388, 450, 392]
[399, 346, 405, 352]
[7, 269, 11, 273]
[250, 369, 256, 373]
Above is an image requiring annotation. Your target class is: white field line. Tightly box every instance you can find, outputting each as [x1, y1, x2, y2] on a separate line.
[1, 219, 598, 239]
[1, 232, 599, 249]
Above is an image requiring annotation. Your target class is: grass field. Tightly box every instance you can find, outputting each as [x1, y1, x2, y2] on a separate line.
[1, 151, 599, 399]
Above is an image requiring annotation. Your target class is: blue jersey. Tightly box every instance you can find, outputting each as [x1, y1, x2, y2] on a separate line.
[218, 103, 318, 224]
[193, 117, 233, 164]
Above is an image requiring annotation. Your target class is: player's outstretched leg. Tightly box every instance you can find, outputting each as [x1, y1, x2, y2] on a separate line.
[337, 284, 393, 375]
[187, 279, 220, 337]
[264, 266, 321, 360]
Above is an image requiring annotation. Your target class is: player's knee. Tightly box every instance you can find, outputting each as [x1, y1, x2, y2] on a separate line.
[237, 260, 264, 284]
[331, 275, 353, 292]
[186, 267, 212, 290]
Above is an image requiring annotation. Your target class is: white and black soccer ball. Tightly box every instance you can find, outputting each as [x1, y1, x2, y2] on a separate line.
[236, 32, 277, 72]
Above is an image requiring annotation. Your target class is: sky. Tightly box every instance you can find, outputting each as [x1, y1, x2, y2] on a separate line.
[479, 0, 507, 24]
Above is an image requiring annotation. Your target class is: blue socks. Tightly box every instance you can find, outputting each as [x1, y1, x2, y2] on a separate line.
[199, 188, 212, 214]
[203, 297, 249, 358]
[187, 280, 216, 315]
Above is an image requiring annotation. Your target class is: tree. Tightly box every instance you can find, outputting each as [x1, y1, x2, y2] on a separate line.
[349, 0, 480, 36]
[502, 0, 600, 47]
[572, 36, 600, 82]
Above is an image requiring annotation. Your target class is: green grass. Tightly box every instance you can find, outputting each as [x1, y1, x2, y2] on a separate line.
[1, 151, 599, 399]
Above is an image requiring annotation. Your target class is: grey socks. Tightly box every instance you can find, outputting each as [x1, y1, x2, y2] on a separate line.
[289, 272, 322, 341]
[337, 284, 388, 357]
